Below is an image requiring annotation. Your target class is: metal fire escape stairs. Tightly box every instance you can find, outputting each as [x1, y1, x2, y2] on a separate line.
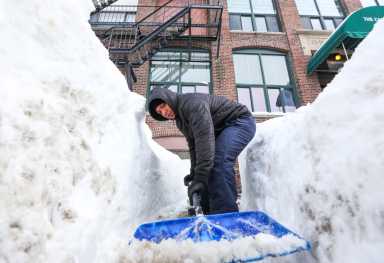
[90, 0, 223, 91]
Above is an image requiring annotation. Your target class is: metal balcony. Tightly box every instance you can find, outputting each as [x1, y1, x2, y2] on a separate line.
[89, 0, 223, 90]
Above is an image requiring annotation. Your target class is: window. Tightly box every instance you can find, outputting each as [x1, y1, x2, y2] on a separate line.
[360, 0, 383, 7]
[233, 49, 299, 113]
[228, 0, 281, 32]
[296, 0, 344, 30]
[148, 48, 211, 96]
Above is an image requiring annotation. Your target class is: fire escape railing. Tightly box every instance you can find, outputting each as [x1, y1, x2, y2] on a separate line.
[89, 0, 223, 91]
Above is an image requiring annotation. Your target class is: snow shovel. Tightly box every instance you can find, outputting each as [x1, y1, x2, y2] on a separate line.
[130, 193, 310, 262]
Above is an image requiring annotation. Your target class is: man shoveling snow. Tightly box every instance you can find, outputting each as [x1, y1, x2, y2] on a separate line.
[148, 88, 256, 215]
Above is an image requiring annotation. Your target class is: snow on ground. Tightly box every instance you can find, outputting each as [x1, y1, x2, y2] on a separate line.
[123, 232, 306, 263]
[239, 19, 384, 263]
[0, 1, 189, 262]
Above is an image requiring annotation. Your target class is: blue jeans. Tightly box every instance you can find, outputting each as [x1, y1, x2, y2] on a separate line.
[200, 115, 256, 215]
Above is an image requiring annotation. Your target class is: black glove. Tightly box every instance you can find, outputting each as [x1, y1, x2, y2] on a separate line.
[188, 181, 205, 206]
[184, 174, 194, 186]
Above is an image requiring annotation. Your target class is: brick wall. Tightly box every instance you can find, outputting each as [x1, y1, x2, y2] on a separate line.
[112, 0, 364, 194]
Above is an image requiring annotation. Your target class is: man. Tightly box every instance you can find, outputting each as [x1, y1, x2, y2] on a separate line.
[148, 88, 256, 215]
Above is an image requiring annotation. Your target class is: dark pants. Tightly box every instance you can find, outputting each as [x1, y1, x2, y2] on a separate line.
[200, 115, 256, 215]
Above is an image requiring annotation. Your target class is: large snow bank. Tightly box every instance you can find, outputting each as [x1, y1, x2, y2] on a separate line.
[239, 19, 384, 263]
[0, 0, 189, 262]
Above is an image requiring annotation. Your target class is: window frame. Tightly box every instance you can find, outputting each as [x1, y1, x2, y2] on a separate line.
[146, 47, 213, 106]
[228, 0, 282, 32]
[233, 49, 300, 113]
[297, 0, 346, 30]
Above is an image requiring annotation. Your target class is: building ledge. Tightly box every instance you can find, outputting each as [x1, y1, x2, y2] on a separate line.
[295, 29, 334, 56]
[252, 112, 288, 118]
[294, 29, 334, 35]
[230, 30, 286, 35]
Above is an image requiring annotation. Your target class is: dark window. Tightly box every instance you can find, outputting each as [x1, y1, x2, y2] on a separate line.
[266, 16, 279, 32]
[229, 15, 242, 30]
[301, 17, 312, 29]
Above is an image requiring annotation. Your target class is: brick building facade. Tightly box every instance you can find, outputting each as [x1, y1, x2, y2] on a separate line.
[91, 0, 379, 193]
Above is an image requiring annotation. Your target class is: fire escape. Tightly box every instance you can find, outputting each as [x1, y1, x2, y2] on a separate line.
[89, 0, 223, 91]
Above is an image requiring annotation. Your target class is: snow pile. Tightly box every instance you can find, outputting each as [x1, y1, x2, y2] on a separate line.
[0, 0, 189, 262]
[121, 215, 308, 262]
[123, 233, 306, 263]
[239, 20, 384, 263]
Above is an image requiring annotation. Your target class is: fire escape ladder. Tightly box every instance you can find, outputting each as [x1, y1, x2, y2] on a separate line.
[90, 0, 223, 90]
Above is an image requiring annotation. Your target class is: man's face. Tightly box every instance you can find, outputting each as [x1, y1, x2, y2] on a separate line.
[156, 102, 175, 119]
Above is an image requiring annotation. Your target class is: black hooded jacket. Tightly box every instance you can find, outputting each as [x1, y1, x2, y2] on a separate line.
[148, 88, 251, 183]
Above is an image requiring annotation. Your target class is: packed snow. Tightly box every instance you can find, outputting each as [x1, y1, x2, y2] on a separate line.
[122, 233, 307, 263]
[239, 19, 384, 263]
[0, 0, 190, 262]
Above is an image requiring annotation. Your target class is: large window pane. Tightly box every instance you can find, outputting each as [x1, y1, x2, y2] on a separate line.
[150, 61, 179, 82]
[228, 0, 252, 13]
[310, 18, 322, 30]
[196, 86, 210, 94]
[281, 89, 296, 112]
[251, 88, 267, 111]
[164, 85, 178, 92]
[230, 15, 242, 30]
[255, 17, 268, 32]
[181, 62, 210, 83]
[295, 0, 319, 15]
[261, 55, 290, 85]
[241, 16, 253, 31]
[150, 85, 177, 93]
[268, 89, 283, 112]
[324, 19, 335, 30]
[301, 17, 312, 29]
[360, 0, 377, 7]
[266, 16, 279, 32]
[317, 0, 343, 16]
[182, 86, 195, 93]
[251, 0, 276, 14]
[233, 54, 263, 84]
[150, 85, 163, 91]
[237, 88, 253, 112]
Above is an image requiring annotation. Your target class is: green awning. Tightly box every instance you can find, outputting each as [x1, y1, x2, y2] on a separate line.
[307, 6, 384, 75]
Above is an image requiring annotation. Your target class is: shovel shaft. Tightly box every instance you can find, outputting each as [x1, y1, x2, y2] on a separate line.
[193, 193, 204, 216]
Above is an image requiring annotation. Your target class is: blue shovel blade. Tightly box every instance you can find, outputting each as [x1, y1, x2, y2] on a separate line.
[131, 211, 310, 262]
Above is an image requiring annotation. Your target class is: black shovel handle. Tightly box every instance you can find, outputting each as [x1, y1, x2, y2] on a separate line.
[192, 192, 204, 216]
